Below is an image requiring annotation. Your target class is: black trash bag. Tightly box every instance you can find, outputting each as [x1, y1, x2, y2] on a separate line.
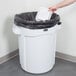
[14, 12, 61, 29]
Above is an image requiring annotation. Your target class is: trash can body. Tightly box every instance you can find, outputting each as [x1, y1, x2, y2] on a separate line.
[19, 33, 56, 74]
[13, 12, 61, 74]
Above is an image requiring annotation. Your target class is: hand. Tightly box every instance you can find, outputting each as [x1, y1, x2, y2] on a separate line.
[49, 5, 58, 12]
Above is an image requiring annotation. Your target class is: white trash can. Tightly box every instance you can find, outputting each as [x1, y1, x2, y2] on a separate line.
[13, 12, 61, 74]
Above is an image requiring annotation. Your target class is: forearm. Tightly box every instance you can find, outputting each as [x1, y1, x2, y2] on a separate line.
[56, 0, 76, 8]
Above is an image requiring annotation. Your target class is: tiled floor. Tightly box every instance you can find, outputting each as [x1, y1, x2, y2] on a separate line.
[0, 56, 76, 76]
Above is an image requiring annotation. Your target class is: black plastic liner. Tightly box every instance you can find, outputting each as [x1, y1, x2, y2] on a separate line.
[14, 12, 61, 29]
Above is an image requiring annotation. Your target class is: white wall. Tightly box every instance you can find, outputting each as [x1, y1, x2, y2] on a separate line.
[0, 0, 76, 58]
[0, 0, 27, 57]
[56, 3, 76, 57]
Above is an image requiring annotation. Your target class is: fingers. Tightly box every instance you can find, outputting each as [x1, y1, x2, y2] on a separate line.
[48, 6, 58, 13]
[49, 8, 57, 13]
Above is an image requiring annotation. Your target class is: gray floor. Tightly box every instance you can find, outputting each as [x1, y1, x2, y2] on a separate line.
[0, 56, 76, 76]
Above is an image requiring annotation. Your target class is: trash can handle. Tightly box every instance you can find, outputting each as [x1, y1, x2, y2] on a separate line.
[58, 22, 62, 25]
[13, 25, 21, 35]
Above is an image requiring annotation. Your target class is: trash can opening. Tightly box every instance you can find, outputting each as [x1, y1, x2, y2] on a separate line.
[14, 12, 61, 29]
